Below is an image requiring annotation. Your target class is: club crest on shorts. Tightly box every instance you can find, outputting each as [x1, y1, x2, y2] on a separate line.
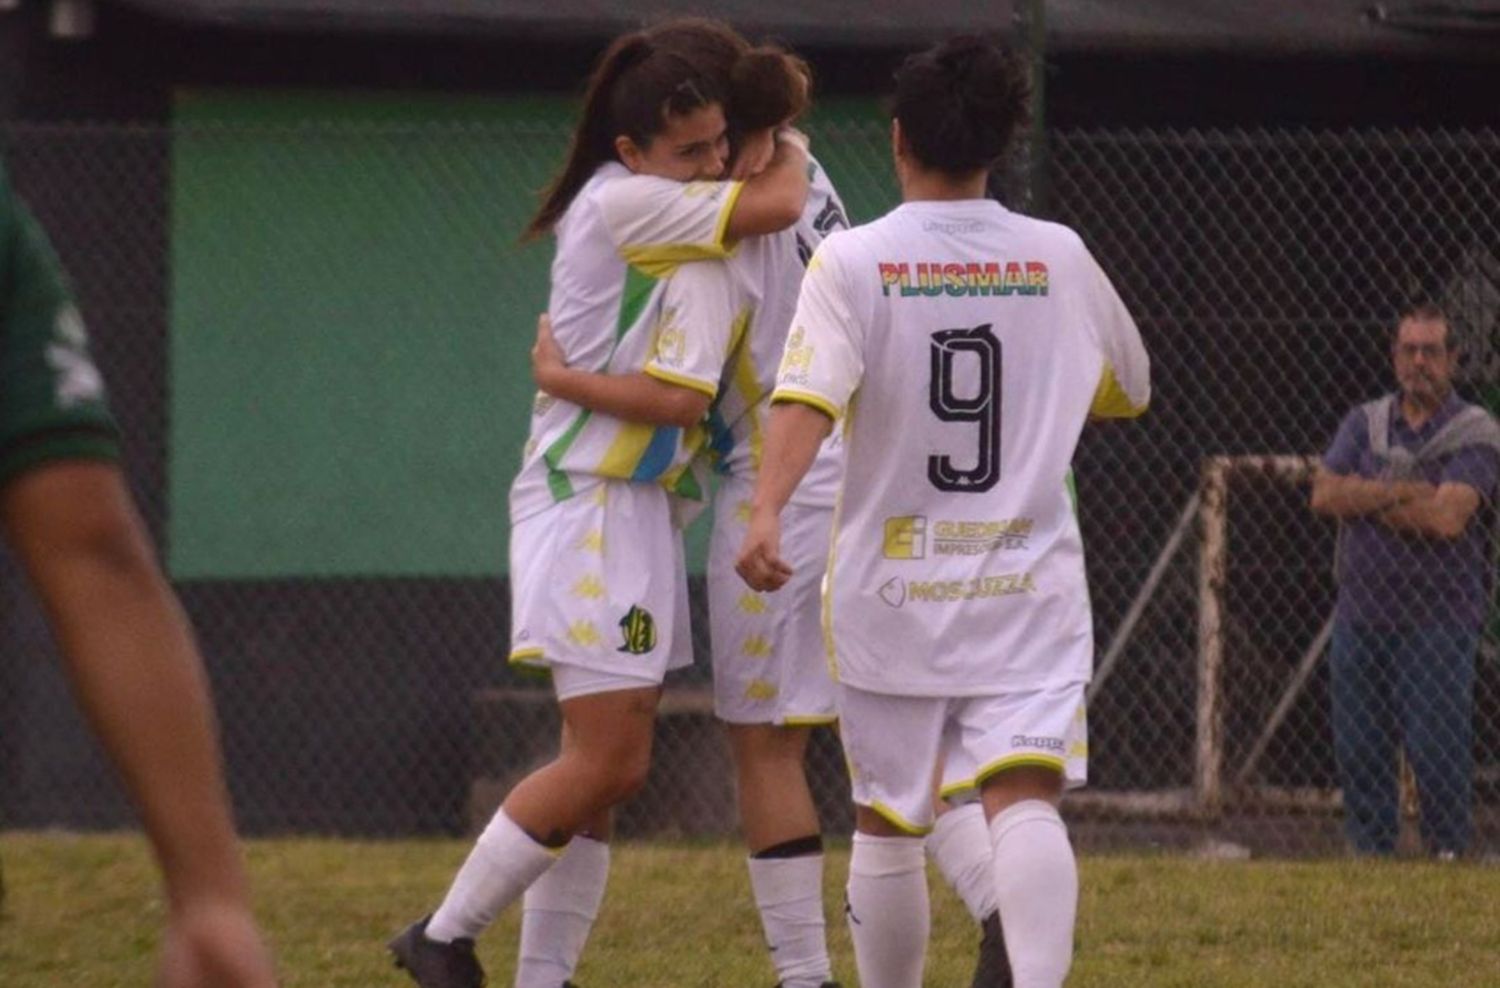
[617, 605, 657, 655]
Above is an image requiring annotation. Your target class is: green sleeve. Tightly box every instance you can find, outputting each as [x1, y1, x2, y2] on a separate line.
[0, 165, 120, 485]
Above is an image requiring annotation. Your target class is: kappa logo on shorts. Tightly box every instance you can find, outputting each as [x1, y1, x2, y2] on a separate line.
[617, 605, 657, 655]
[1011, 734, 1066, 754]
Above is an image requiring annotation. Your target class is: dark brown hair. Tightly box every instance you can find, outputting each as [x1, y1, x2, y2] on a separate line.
[646, 18, 809, 132]
[524, 19, 811, 239]
[524, 31, 725, 240]
[892, 35, 1030, 177]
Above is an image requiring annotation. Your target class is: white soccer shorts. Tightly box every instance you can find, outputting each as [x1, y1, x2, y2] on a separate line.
[708, 479, 837, 726]
[509, 479, 692, 683]
[838, 680, 1089, 834]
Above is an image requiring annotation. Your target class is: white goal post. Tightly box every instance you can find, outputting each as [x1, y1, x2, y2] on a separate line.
[1194, 454, 1327, 818]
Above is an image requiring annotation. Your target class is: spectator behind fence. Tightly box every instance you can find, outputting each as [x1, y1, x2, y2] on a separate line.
[0, 160, 277, 986]
[1311, 304, 1500, 858]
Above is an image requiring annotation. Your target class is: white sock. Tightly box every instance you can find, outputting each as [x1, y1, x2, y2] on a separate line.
[845, 832, 928, 988]
[748, 853, 832, 988]
[515, 836, 610, 988]
[427, 809, 559, 943]
[928, 801, 997, 922]
[989, 800, 1077, 988]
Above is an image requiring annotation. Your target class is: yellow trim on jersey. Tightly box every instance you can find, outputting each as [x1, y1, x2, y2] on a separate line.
[619, 239, 736, 279]
[597, 422, 658, 477]
[644, 364, 719, 398]
[772, 388, 841, 422]
[730, 324, 765, 468]
[1090, 363, 1147, 418]
[974, 753, 1068, 786]
[867, 801, 934, 837]
[820, 448, 848, 682]
[712, 179, 747, 247]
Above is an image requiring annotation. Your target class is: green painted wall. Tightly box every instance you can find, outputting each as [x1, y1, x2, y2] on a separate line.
[168, 91, 893, 578]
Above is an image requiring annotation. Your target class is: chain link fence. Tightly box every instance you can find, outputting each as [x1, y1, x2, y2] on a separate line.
[2, 118, 1496, 857]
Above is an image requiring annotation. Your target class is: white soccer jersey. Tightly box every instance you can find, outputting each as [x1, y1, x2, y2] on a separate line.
[510, 163, 744, 522]
[773, 199, 1149, 696]
[664, 157, 848, 507]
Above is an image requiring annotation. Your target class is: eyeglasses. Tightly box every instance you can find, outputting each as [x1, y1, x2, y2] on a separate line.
[1394, 343, 1447, 359]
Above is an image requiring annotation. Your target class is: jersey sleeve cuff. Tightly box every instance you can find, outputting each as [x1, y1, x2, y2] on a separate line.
[771, 388, 841, 422]
[644, 364, 719, 398]
[0, 427, 122, 487]
[712, 180, 747, 248]
[1089, 364, 1149, 418]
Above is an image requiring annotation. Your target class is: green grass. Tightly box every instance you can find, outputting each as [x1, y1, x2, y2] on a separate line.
[1, 832, 1495, 986]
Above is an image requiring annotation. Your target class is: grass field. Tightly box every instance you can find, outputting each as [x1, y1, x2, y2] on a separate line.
[1, 832, 1496, 986]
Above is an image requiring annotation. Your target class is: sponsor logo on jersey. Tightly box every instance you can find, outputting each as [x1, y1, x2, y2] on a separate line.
[922, 219, 986, 235]
[1011, 734, 1066, 754]
[617, 605, 657, 655]
[883, 515, 927, 559]
[48, 306, 105, 408]
[878, 577, 908, 609]
[905, 572, 1037, 603]
[877, 261, 1049, 298]
[779, 327, 814, 386]
[931, 518, 1033, 555]
[650, 307, 687, 368]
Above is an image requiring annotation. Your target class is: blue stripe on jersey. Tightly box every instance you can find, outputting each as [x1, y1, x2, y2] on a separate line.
[706, 407, 736, 474]
[631, 426, 681, 481]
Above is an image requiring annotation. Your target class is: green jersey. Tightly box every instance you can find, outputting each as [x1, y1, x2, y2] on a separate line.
[0, 161, 118, 483]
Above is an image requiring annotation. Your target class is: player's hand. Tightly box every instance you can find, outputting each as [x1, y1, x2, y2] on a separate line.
[531, 312, 567, 393]
[157, 898, 278, 988]
[736, 507, 793, 592]
[775, 125, 811, 158]
[731, 127, 776, 180]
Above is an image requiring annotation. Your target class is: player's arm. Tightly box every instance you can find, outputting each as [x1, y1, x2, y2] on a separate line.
[603, 128, 810, 268]
[738, 239, 861, 592]
[724, 128, 810, 240]
[738, 400, 833, 591]
[1081, 247, 1150, 420]
[1, 461, 277, 987]
[531, 261, 737, 429]
[533, 313, 711, 428]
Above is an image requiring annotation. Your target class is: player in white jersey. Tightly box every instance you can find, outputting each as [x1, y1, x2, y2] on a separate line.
[738, 37, 1150, 988]
[391, 23, 811, 988]
[533, 151, 849, 988]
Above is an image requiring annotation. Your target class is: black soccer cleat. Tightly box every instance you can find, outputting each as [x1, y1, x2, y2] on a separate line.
[388, 915, 487, 988]
[970, 912, 1013, 988]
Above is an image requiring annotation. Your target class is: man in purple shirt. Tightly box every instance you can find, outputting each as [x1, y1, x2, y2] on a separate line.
[1312, 304, 1500, 857]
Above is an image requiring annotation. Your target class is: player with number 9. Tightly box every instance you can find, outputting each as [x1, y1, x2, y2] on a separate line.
[737, 34, 1149, 988]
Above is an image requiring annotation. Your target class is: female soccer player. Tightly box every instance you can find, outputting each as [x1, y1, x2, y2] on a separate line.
[531, 128, 847, 987]
[389, 21, 811, 988]
[738, 34, 1150, 988]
